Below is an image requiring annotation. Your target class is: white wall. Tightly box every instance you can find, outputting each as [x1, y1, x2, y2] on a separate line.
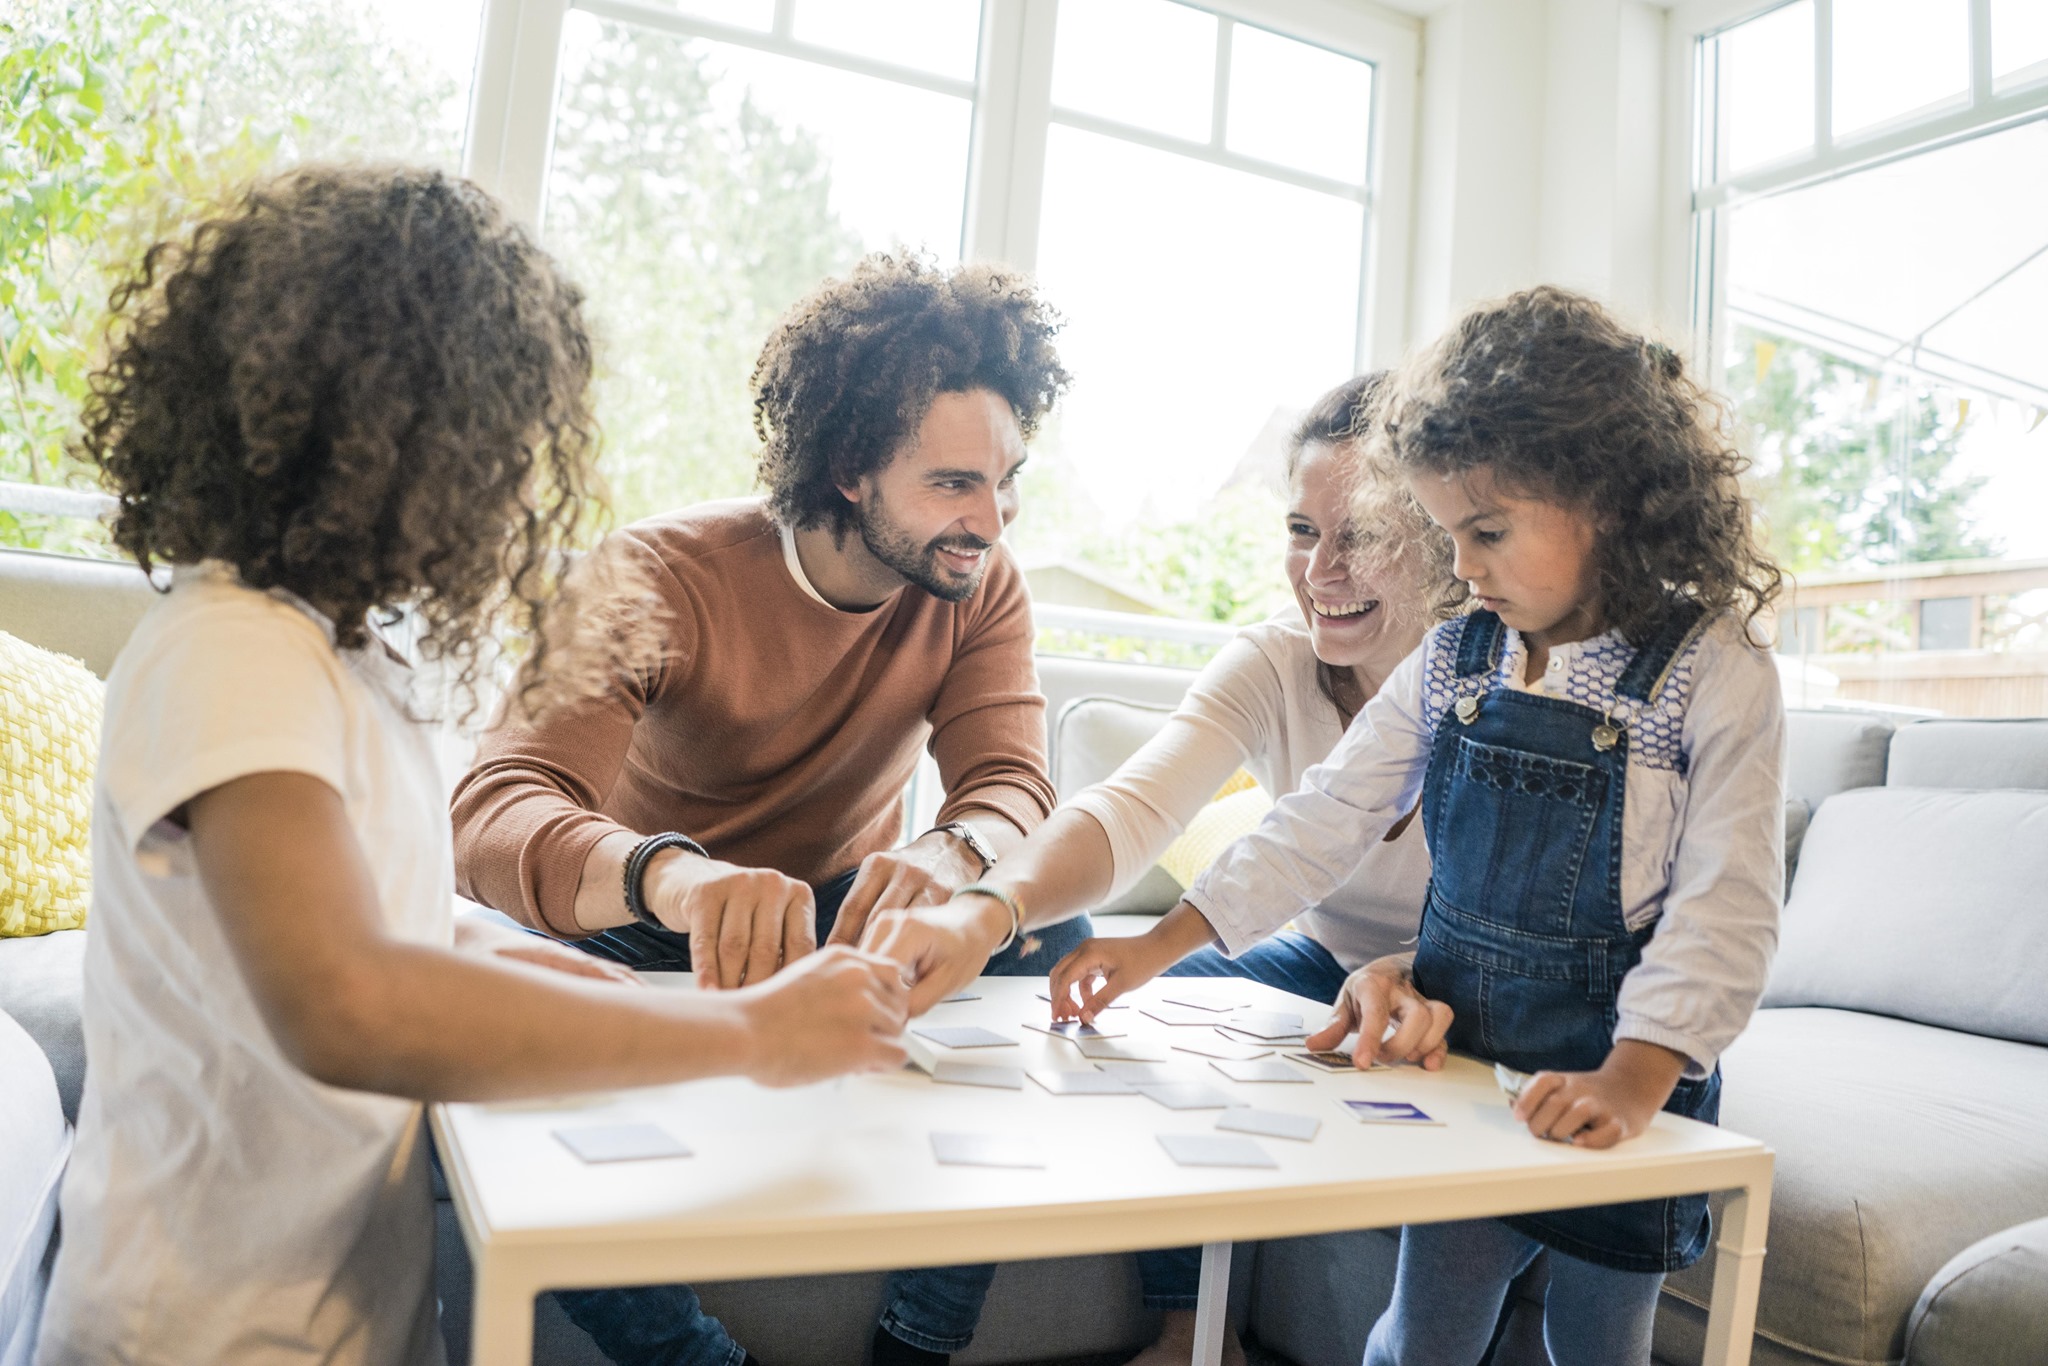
[1405, 0, 1679, 349]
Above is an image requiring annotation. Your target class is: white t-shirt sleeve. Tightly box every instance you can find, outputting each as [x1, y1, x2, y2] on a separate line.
[1185, 639, 1435, 956]
[101, 596, 351, 853]
[1065, 633, 1281, 900]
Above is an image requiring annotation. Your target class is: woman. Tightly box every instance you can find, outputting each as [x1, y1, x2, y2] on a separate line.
[868, 370, 1457, 1366]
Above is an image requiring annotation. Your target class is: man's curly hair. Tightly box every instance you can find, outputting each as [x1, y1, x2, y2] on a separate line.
[1377, 285, 1781, 644]
[79, 163, 636, 717]
[751, 253, 1070, 532]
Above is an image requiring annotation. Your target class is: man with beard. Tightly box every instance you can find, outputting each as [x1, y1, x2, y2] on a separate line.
[449, 253, 1081, 1366]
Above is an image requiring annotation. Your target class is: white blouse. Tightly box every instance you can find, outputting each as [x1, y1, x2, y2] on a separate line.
[1066, 614, 1432, 972]
[1184, 611, 1786, 1077]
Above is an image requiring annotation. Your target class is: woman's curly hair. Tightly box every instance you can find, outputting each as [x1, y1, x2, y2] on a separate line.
[79, 163, 640, 718]
[751, 253, 1070, 532]
[1377, 285, 1781, 643]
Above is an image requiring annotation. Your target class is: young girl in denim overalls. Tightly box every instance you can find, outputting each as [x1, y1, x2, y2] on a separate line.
[1048, 287, 1787, 1363]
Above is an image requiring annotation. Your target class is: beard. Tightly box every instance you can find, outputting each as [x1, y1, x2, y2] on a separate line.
[855, 492, 992, 603]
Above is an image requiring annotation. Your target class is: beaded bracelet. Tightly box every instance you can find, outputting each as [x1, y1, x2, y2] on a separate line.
[951, 881, 1024, 954]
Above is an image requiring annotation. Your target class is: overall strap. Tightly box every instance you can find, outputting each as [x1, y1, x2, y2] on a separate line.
[1613, 600, 1710, 703]
[1454, 610, 1506, 679]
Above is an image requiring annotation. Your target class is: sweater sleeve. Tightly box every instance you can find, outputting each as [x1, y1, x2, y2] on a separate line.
[928, 550, 1056, 837]
[448, 535, 685, 938]
[1184, 639, 1434, 956]
[1613, 622, 1786, 1076]
[1065, 632, 1280, 900]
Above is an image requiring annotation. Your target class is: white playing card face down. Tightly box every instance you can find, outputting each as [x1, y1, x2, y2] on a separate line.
[1037, 991, 1128, 1011]
[1170, 1035, 1273, 1061]
[1226, 1010, 1304, 1034]
[1218, 1024, 1309, 1045]
[1159, 989, 1246, 1013]
[1024, 1019, 1128, 1043]
[931, 1061, 1026, 1090]
[931, 1132, 1045, 1168]
[1157, 1133, 1278, 1168]
[1138, 1003, 1221, 1027]
[1209, 1058, 1312, 1084]
[1077, 1037, 1167, 1063]
[554, 1123, 692, 1164]
[1095, 1061, 1182, 1083]
[1135, 1082, 1241, 1111]
[913, 1026, 1015, 1049]
[938, 991, 982, 1004]
[1029, 1069, 1136, 1096]
[1216, 1109, 1321, 1142]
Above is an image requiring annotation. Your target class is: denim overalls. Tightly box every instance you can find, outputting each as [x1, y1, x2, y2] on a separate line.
[1412, 606, 1721, 1274]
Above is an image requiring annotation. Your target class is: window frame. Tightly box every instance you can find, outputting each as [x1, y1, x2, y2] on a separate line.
[1666, 0, 2048, 366]
[464, 0, 1420, 373]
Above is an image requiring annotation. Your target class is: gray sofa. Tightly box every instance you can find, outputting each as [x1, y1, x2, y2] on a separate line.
[6, 544, 2047, 1365]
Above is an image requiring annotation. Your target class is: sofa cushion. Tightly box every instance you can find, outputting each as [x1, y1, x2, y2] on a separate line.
[0, 929, 87, 1122]
[1764, 788, 2048, 1045]
[1886, 718, 2048, 791]
[1784, 709, 1893, 812]
[1051, 696, 1182, 913]
[1660, 1009, 2048, 1366]
[1903, 1216, 2048, 1366]
[1, 631, 103, 937]
[0, 1008, 68, 1366]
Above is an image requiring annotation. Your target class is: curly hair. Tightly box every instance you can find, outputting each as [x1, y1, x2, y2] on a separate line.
[1377, 286, 1781, 643]
[751, 253, 1070, 532]
[78, 163, 638, 718]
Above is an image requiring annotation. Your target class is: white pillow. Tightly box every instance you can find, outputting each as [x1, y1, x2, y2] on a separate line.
[1763, 787, 2048, 1046]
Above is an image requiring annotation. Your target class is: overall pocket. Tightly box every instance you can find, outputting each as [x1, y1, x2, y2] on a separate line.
[1430, 737, 1607, 937]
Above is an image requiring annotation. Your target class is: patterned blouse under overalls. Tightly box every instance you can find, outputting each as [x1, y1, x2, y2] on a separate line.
[1413, 605, 1721, 1274]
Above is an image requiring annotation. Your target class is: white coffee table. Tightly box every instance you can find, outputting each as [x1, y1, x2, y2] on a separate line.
[433, 976, 1772, 1365]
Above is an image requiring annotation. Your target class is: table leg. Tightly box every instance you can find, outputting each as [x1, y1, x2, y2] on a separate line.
[1191, 1241, 1231, 1366]
[470, 1259, 537, 1365]
[1701, 1174, 1772, 1366]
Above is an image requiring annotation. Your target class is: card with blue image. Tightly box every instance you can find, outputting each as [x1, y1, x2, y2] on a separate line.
[1338, 1099, 1443, 1126]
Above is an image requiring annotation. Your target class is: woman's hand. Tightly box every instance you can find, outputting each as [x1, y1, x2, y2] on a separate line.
[1511, 1040, 1687, 1148]
[1301, 954, 1452, 1070]
[865, 894, 1015, 1015]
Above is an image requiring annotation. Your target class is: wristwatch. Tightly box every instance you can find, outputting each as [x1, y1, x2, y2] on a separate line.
[927, 820, 997, 874]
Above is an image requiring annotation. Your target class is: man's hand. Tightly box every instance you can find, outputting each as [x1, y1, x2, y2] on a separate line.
[1302, 955, 1453, 1070]
[1511, 1040, 1688, 1148]
[644, 850, 816, 991]
[453, 915, 642, 988]
[865, 893, 1014, 1015]
[826, 832, 980, 949]
[733, 945, 911, 1087]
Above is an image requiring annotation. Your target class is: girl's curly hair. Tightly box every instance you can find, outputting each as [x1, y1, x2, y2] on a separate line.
[751, 253, 1070, 532]
[79, 163, 641, 719]
[1377, 286, 1781, 643]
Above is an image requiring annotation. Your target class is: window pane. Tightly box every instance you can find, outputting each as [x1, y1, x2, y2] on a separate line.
[1993, 0, 2048, 87]
[1052, 0, 1215, 142]
[641, 0, 775, 32]
[1720, 120, 2048, 717]
[1225, 23, 1373, 185]
[0, 0, 482, 556]
[1713, 0, 1814, 177]
[793, 0, 980, 81]
[1832, 0, 1969, 138]
[544, 13, 972, 521]
[1023, 124, 1361, 624]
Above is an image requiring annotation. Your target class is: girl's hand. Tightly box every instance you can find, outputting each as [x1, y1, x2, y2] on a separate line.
[1047, 934, 1179, 1022]
[1302, 954, 1452, 1070]
[1511, 1040, 1688, 1148]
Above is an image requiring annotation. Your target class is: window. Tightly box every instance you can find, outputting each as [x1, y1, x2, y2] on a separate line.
[1691, 1, 2048, 717]
[0, 0, 483, 554]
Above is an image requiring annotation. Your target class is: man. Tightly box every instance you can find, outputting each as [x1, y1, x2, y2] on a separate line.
[451, 252, 1083, 1366]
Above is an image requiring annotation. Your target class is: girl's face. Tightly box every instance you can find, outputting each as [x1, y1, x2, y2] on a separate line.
[1286, 441, 1420, 670]
[1408, 464, 1603, 650]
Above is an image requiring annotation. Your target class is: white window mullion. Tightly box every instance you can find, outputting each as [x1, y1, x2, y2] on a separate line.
[1211, 18, 1233, 151]
[1968, 0, 1993, 106]
[1813, 0, 1834, 152]
[964, 0, 1055, 270]
[463, 0, 570, 233]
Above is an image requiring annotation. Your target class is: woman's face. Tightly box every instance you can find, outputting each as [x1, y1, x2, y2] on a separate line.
[1285, 441, 1421, 671]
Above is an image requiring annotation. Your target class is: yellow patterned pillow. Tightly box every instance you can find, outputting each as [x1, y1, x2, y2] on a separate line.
[1157, 782, 1274, 890]
[1, 631, 103, 936]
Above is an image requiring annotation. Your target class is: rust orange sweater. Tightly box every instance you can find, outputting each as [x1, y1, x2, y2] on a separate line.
[451, 499, 1054, 937]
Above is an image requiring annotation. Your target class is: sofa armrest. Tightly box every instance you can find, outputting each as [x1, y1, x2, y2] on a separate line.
[1904, 1216, 2048, 1365]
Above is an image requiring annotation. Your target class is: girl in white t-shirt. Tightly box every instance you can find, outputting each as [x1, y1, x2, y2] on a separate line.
[37, 165, 909, 1366]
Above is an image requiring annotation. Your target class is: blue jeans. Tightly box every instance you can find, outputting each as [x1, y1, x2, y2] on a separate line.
[1364, 1218, 1664, 1366]
[556, 870, 1094, 1364]
[1134, 932, 1352, 1310]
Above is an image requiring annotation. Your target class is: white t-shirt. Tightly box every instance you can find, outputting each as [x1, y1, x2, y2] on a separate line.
[1066, 614, 1431, 971]
[38, 565, 450, 1366]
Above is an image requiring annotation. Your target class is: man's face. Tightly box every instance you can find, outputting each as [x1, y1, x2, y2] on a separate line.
[845, 388, 1026, 603]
